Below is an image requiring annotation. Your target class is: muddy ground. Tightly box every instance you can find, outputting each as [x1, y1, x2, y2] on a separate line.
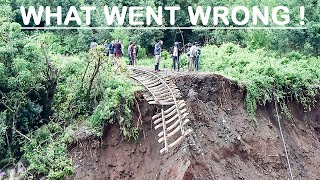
[67, 72, 320, 180]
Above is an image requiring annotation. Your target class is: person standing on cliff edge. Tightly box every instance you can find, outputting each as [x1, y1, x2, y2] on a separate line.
[154, 40, 163, 71]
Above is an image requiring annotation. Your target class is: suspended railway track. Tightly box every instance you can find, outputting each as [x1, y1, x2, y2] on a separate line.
[129, 67, 192, 154]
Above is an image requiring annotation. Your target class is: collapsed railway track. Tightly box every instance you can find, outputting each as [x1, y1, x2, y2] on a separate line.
[129, 67, 192, 154]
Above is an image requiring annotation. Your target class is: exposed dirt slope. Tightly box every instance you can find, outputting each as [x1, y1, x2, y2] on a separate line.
[67, 72, 320, 180]
[172, 73, 320, 180]
[67, 92, 190, 180]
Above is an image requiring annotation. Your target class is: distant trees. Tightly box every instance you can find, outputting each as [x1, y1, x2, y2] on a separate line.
[5, 0, 319, 56]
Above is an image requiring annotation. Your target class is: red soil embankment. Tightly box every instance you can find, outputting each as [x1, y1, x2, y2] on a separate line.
[67, 73, 320, 180]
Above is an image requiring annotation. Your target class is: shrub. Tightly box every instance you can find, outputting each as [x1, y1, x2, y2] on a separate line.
[22, 123, 73, 180]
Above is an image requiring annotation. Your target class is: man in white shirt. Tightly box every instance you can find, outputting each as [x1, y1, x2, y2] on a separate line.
[189, 43, 198, 72]
[170, 42, 181, 71]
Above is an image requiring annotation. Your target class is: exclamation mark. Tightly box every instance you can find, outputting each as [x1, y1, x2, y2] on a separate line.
[300, 6, 305, 26]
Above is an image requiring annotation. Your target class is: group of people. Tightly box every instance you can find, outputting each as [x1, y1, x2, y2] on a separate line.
[155, 41, 202, 72]
[187, 42, 202, 72]
[90, 39, 139, 66]
[105, 40, 124, 59]
[90, 39, 124, 58]
[90, 39, 202, 72]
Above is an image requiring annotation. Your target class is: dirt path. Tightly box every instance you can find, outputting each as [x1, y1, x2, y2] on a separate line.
[67, 70, 320, 180]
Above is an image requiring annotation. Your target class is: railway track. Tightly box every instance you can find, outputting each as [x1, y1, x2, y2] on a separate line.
[129, 67, 192, 154]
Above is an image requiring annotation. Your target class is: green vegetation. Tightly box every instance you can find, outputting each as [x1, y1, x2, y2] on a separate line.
[138, 44, 320, 117]
[19, 49, 139, 179]
[200, 44, 320, 116]
[2, 0, 320, 56]
[0, 21, 50, 166]
[21, 123, 73, 179]
[0, 20, 140, 179]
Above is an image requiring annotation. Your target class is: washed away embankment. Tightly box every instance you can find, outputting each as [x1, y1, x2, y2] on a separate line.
[67, 73, 320, 180]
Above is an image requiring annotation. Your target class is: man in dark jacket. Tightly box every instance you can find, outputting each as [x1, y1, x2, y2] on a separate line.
[113, 40, 122, 58]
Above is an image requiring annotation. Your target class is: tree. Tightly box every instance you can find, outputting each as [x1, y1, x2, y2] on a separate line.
[0, 21, 56, 166]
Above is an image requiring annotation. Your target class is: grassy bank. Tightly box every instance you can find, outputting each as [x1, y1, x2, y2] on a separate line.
[138, 44, 320, 116]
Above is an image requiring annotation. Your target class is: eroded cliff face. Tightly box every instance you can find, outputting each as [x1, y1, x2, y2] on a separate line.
[68, 73, 320, 180]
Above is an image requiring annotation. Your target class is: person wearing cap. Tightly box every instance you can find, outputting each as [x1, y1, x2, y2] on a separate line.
[154, 40, 163, 71]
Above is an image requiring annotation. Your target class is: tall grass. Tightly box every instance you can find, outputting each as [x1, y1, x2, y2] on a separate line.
[201, 43, 320, 115]
[138, 43, 320, 116]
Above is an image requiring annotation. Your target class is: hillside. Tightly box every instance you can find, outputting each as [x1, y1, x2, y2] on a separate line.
[67, 72, 320, 180]
[1, 1, 320, 178]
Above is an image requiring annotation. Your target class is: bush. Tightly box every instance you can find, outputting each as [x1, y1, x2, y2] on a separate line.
[161, 50, 171, 60]
[52, 50, 141, 139]
[90, 76, 137, 138]
[137, 46, 147, 58]
[22, 123, 73, 180]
